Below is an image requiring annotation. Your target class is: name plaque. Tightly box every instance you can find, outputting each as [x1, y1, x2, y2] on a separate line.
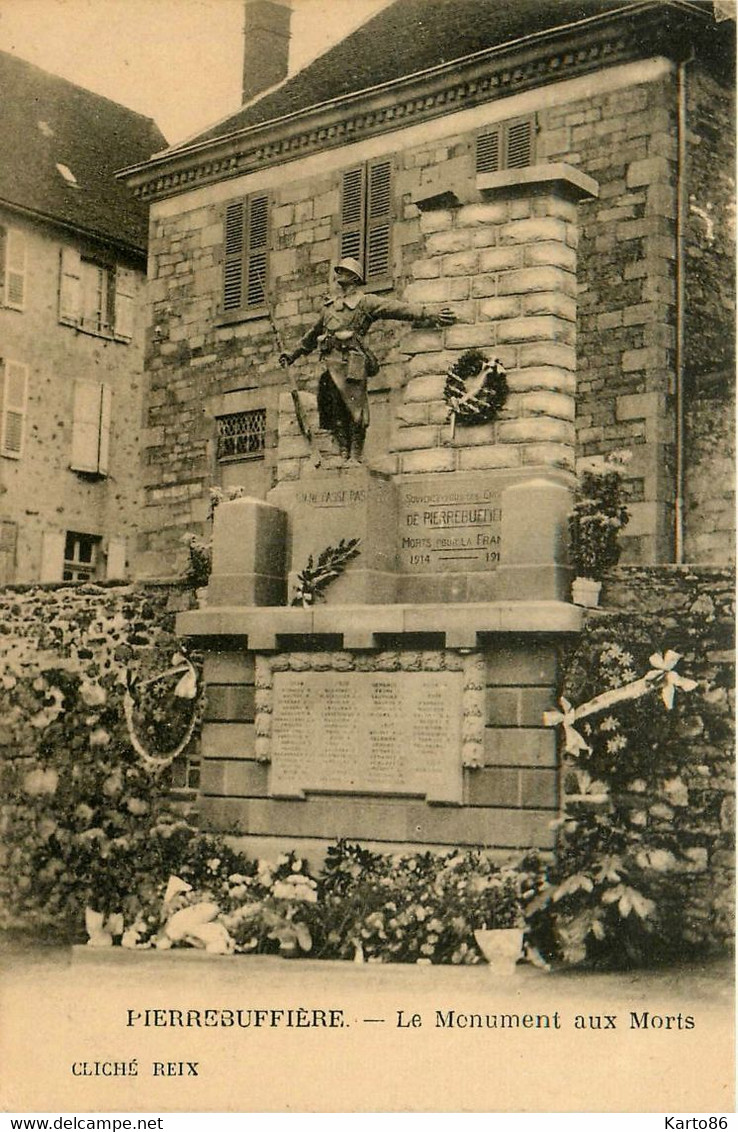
[270, 670, 463, 802]
[399, 475, 502, 573]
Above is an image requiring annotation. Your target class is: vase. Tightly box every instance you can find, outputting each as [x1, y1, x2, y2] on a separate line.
[195, 586, 209, 608]
[473, 928, 523, 973]
[571, 576, 602, 608]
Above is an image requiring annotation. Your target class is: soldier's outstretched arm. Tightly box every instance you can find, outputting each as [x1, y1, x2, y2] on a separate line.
[362, 293, 456, 327]
[279, 316, 323, 367]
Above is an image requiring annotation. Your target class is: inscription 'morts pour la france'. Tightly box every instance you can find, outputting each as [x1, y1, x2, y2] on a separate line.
[399, 475, 502, 573]
[270, 671, 463, 803]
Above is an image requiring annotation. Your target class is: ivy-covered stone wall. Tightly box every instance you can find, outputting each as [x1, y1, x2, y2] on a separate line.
[596, 564, 735, 949]
[0, 581, 199, 795]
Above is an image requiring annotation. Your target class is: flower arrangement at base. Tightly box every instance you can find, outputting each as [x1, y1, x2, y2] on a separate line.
[316, 842, 536, 965]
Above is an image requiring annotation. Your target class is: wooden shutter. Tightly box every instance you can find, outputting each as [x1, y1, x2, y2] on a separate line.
[114, 266, 135, 339]
[5, 229, 26, 310]
[476, 127, 501, 173]
[71, 380, 111, 475]
[0, 360, 28, 458]
[59, 246, 81, 324]
[340, 166, 366, 264]
[106, 536, 127, 580]
[505, 118, 534, 169]
[245, 193, 269, 309]
[365, 159, 392, 283]
[476, 117, 534, 172]
[223, 200, 245, 311]
[0, 520, 17, 584]
[40, 531, 65, 582]
[98, 384, 112, 474]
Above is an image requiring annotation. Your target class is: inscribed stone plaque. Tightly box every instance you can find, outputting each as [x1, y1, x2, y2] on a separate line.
[399, 473, 502, 573]
[270, 670, 463, 802]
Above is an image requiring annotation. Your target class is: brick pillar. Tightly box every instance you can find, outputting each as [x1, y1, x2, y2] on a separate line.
[398, 166, 598, 477]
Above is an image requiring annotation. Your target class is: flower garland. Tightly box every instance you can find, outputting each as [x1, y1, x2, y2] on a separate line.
[543, 650, 697, 756]
[291, 538, 361, 607]
[443, 349, 508, 437]
[123, 652, 199, 772]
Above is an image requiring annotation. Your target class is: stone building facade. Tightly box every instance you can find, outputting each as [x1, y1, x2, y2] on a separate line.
[120, 0, 734, 856]
[0, 51, 165, 583]
[123, 0, 734, 579]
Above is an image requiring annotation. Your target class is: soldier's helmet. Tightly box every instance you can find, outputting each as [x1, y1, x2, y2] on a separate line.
[334, 257, 365, 283]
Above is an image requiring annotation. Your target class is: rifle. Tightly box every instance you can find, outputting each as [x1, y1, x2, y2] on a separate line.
[254, 273, 320, 466]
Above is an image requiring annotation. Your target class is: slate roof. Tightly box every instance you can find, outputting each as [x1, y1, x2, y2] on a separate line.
[0, 50, 166, 252]
[183, 0, 716, 149]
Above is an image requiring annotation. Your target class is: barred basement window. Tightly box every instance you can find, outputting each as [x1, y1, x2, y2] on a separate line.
[476, 115, 536, 174]
[216, 408, 267, 461]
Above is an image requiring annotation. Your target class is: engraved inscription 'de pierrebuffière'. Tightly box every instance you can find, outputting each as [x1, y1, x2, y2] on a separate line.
[399, 476, 502, 574]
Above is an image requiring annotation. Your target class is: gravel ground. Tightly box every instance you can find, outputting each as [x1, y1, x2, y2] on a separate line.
[1, 940, 734, 1113]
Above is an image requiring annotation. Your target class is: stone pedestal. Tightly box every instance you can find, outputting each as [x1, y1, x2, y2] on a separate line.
[495, 476, 573, 601]
[207, 497, 287, 607]
[268, 465, 398, 605]
[395, 468, 572, 603]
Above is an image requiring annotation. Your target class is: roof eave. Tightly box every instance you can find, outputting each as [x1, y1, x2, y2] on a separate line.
[0, 196, 148, 259]
[118, 0, 715, 201]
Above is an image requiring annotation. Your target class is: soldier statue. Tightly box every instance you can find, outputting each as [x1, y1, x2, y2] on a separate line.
[279, 257, 456, 462]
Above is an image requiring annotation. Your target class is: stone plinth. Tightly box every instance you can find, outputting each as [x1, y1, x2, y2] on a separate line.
[207, 496, 287, 607]
[395, 468, 572, 603]
[496, 476, 572, 601]
[174, 614, 582, 856]
[268, 465, 398, 604]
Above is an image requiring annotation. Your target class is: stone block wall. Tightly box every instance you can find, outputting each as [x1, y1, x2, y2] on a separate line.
[682, 63, 736, 565]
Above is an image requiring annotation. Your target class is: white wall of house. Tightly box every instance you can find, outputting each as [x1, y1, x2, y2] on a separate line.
[0, 209, 147, 583]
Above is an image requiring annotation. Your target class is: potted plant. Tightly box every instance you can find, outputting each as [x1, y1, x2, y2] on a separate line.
[569, 452, 630, 607]
[469, 865, 527, 973]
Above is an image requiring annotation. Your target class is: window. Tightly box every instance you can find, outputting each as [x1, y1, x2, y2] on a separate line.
[222, 193, 270, 316]
[63, 532, 101, 582]
[40, 531, 124, 582]
[0, 359, 28, 458]
[476, 115, 536, 174]
[80, 259, 114, 334]
[0, 227, 27, 310]
[216, 408, 267, 461]
[340, 158, 393, 285]
[70, 380, 112, 476]
[0, 520, 17, 584]
[58, 248, 134, 340]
